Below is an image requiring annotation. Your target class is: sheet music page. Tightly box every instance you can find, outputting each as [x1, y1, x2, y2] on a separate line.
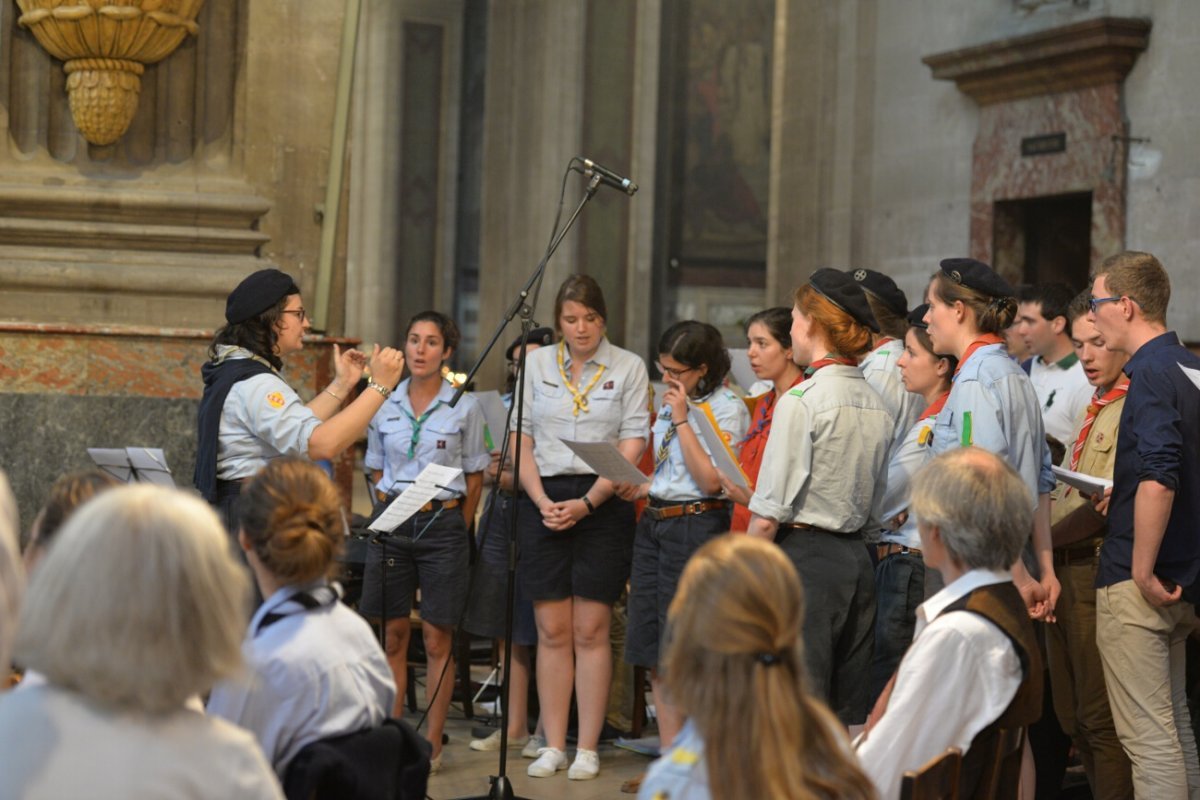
[474, 390, 510, 451]
[1051, 465, 1112, 497]
[1180, 363, 1200, 392]
[87, 448, 133, 483]
[559, 439, 649, 485]
[727, 348, 757, 394]
[126, 448, 175, 487]
[368, 463, 464, 532]
[687, 408, 750, 491]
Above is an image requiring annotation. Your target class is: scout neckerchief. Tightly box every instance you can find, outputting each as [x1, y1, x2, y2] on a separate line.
[557, 340, 607, 416]
[803, 354, 856, 378]
[400, 391, 444, 458]
[1069, 380, 1129, 471]
[254, 583, 340, 637]
[739, 373, 804, 447]
[654, 395, 701, 472]
[954, 333, 1004, 376]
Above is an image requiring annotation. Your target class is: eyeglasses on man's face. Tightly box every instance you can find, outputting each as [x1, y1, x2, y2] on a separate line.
[1088, 295, 1139, 314]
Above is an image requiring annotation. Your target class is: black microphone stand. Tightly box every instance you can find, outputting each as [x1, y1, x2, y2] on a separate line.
[447, 169, 603, 800]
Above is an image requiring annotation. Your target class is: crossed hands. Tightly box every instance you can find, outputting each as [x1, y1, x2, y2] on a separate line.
[537, 496, 589, 531]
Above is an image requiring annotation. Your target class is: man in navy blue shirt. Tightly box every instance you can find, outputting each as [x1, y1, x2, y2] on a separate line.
[1089, 250, 1200, 799]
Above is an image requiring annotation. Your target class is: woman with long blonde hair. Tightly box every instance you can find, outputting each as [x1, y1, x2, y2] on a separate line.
[640, 534, 875, 800]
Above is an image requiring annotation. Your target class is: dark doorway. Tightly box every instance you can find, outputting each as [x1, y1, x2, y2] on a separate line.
[993, 192, 1092, 292]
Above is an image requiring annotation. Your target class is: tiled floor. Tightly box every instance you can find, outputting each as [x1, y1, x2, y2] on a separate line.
[418, 711, 653, 800]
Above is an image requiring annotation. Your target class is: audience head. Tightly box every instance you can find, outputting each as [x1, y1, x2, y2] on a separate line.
[925, 258, 1018, 354]
[238, 458, 344, 587]
[210, 268, 301, 370]
[1068, 290, 1129, 391]
[663, 534, 874, 800]
[656, 320, 731, 398]
[0, 472, 21, 674]
[26, 469, 119, 568]
[1090, 250, 1170, 349]
[911, 447, 1031, 574]
[15, 485, 249, 713]
[792, 270, 876, 365]
[1016, 283, 1078, 358]
[553, 274, 607, 356]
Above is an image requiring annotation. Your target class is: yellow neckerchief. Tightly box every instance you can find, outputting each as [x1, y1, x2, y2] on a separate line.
[557, 340, 607, 416]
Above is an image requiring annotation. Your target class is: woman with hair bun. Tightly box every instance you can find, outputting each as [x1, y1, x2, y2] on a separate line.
[206, 458, 394, 777]
[613, 320, 749, 751]
[746, 269, 893, 725]
[638, 534, 875, 800]
[922, 258, 1059, 619]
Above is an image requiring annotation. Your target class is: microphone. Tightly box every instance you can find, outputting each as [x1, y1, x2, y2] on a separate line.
[582, 158, 638, 196]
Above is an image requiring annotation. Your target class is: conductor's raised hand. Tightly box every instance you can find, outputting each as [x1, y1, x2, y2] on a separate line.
[368, 344, 405, 389]
[332, 343, 368, 387]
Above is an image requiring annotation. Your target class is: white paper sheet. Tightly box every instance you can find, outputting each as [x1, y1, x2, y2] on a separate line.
[473, 390, 510, 451]
[1179, 363, 1200, 392]
[559, 439, 649, 485]
[368, 463, 464, 533]
[87, 447, 174, 486]
[727, 348, 757, 394]
[687, 407, 750, 491]
[1051, 465, 1112, 498]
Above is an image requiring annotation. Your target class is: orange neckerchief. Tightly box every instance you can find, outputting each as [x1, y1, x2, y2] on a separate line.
[917, 390, 950, 421]
[954, 334, 1005, 376]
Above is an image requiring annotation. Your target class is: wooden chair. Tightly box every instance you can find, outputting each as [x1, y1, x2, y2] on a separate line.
[974, 727, 1024, 800]
[900, 747, 962, 800]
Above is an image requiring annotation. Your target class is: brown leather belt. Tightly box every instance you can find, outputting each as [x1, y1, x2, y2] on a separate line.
[775, 522, 858, 542]
[644, 499, 728, 521]
[1053, 538, 1102, 567]
[877, 543, 923, 560]
[375, 491, 462, 513]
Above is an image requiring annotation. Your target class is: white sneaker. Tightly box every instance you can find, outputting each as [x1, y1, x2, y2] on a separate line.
[469, 730, 529, 752]
[526, 746, 568, 778]
[521, 734, 547, 759]
[429, 752, 442, 775]
[567, 748, 600, 780]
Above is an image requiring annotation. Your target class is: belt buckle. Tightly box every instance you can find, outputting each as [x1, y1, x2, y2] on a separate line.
[685, 501, 705, 515]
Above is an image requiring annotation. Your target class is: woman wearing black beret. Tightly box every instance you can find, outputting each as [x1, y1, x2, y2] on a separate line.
[194, 268, 405, 532]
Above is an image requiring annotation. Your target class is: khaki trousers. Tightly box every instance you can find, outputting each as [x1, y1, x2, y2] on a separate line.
[1097, 579, 1200, 800]
[1045, 559, 1132, 799]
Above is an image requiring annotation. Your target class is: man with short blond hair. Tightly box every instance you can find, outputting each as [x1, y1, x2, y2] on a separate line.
[1089, 250, 1200, 799]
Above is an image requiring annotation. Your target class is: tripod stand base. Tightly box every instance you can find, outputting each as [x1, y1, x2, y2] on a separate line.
[454, 773, 529, 800]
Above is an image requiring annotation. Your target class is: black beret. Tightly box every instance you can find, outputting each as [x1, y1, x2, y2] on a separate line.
[847, 268, 908, 317]
[506, 327, 555, 361]
[225, 269, 299, 324]
[907, 303, 931, 330]
[809, 268, 880, 333]
[938, 258, 1016, 300]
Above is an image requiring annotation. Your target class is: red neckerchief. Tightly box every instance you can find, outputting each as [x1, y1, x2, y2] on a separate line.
[875, 337, 896, 347]
[954, 334, 1005, 376]
[917, 390, 950, 421]
[804, 354, 857, 378]
[1069, 380, 1129, 471]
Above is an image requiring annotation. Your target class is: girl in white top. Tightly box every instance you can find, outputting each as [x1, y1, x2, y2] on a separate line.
[512, 274, 650, 781]
[923, 258, 1059, 620]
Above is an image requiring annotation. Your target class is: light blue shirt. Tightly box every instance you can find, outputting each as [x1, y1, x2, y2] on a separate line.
[215, 346, 321, 480]
[514, 338, 651, 476]
[649, 387, 749, 502]
[880, 413, 936, 550]
[861, 338, 926, 452]
[932, 344, 1055, 504]
[365, 379, 491, 499]
[205, 582, 395, 776]
[638, 719, 711, 800]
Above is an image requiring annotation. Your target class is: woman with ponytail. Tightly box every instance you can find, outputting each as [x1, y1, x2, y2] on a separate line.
[922, 258, 1059, 620]
[639, 534, 875, 800]
[207, 458, 394, 777]
[746, 269, 893, 725]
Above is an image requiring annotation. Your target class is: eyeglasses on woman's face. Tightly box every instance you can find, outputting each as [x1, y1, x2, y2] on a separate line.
[655, 361, 697, 380]
[281, 308, 308, 323]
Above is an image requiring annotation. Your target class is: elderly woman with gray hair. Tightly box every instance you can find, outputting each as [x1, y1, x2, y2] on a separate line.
[0, 485, 282, 800]
[855, 447, 1043, 800]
